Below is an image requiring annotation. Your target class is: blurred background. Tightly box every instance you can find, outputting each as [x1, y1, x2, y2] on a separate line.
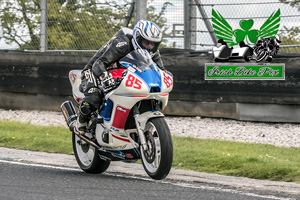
[0, 0, 299, 54]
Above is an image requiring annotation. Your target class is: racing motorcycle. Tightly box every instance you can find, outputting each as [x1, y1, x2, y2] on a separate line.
[251, 35, 281, 63]
[61, 50, 174, 180]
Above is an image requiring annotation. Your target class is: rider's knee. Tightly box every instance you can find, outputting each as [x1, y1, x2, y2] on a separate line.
[89, 93, 103, 109]
[79, 101, 93, 117]
[80, 92, 103, 117]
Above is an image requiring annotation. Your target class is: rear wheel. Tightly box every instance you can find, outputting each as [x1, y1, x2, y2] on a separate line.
[256, 49, 267, 62]
[72, 132, 110, 173]
[141, 118, 173, 180]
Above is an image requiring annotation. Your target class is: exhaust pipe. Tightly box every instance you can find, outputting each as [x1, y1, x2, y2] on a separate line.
[61, 101, 77, 131]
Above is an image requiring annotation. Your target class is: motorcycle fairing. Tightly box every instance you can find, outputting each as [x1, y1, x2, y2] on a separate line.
[95, 50, 172, 150]
[99, 98, 114, 121]
[109, 69, 126, 79]
[119, 50, 162, 93]
[112, 105, 131, 129]
[135, 69, 162, 93]
[69, 70, 84, 105]
[97, 148, 140, 161]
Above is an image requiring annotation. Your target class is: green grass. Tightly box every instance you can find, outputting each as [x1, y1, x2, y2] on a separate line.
[172, 137, 300, 182]
[1, 120, 300, 183]
[0, 120, 73, 155]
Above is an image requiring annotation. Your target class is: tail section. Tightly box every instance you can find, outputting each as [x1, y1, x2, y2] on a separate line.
[69, 70, 84, 105]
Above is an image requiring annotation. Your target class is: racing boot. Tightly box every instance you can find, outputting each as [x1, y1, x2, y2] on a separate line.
[74, 114, 88, 135]
[74, 101, 91, 135]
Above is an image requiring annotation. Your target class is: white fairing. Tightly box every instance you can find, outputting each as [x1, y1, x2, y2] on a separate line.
[95, 69, 173, 150]
[213, 44, 250, 60]
[213, 45, 227, 59]
[69, 70, 84, 105]
[230, 47, 249, 58]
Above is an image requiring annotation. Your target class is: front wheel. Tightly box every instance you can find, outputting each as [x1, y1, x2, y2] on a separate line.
[72, 132, 110, 174]
[141, 118, 173, 180]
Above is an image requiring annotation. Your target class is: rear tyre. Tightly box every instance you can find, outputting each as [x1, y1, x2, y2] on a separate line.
[72, 132, 110, 173]
[141, 118, 173, 180]
[256, 50, 267, 62]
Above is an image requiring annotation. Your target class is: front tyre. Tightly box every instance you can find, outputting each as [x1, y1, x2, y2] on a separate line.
[72, 132, 110, 173]
[141, 118, 173, 180]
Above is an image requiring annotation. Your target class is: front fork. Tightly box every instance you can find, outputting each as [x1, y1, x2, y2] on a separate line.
[133, 105, 165, 152]
[133, 106, 148, 151]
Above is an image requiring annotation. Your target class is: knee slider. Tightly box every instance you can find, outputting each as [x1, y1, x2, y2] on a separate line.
[89, 93, 103, 109]
[79, 101, 92, 118]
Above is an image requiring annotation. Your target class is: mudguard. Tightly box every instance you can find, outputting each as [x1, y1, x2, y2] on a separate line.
[136, 111, 164, 130]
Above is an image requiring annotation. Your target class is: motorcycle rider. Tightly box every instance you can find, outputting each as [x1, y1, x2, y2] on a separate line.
[252, 34, 281, 62]
[75, 20, 167, 135]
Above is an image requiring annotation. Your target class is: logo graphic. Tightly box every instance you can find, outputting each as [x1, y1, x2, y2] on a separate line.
[212, 9, 280, 46]
[116, 41, 127, 48]
[205, 63, 285, 80]
[69, 72, 77, 84]
[211, 9, 282, 63]
[117, 106, 127, 113]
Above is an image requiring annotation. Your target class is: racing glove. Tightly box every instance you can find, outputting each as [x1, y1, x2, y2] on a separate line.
[99, 71, 115, 89]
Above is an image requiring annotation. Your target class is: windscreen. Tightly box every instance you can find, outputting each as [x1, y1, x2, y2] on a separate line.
[119, 50, 158, 71]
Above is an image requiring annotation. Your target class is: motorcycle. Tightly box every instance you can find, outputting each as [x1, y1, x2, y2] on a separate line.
[212, 39, 252, 62]
[61, 49, 174, 180]
[251, 37, 280, 63]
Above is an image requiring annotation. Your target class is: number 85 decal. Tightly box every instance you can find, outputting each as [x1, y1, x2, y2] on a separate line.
[125, 74, 142, 89]
[163, 72, 173, 88]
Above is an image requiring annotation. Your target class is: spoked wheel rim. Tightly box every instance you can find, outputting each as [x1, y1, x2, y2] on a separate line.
[141, 122, 161, 173]
[75, 133, 96, 167]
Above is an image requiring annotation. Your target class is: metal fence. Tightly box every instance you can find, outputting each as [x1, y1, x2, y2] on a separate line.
[189, 0, 300, 53]
[0, 0, 299, 53]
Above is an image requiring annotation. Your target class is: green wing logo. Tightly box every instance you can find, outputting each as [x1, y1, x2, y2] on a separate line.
[212, 9, 281, 47]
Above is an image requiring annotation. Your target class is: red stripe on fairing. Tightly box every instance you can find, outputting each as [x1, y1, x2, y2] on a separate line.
[131, 95, 149, 97]
[75, 97, 83, 104]
[109, 69, 126, 79]
[112, 106, 130, 129]
[159, 93, 169, 96]
[163, 106, 166, 113]
[112, 134, 130, 143]
[116, 95, 149, 97]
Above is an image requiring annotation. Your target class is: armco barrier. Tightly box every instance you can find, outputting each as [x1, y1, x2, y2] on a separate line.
[0, 49, 299, 123]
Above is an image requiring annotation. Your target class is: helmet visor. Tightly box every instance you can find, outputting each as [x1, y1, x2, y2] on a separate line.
[137, 37, 161, 53]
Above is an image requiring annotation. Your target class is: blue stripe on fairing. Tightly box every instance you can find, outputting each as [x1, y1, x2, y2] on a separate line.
[135, 69, 161, 92]
[99, 98, 113, 121]
[107, 150, 125, 157]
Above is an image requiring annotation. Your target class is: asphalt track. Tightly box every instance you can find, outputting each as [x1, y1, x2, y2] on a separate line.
[0, 147, 300, 199]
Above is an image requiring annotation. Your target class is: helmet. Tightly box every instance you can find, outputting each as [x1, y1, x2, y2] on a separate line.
[132, 20, 162, 55]
[274, 34, 281, 46]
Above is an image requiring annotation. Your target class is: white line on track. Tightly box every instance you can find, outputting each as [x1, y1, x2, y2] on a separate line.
[0, 159, 295, 200]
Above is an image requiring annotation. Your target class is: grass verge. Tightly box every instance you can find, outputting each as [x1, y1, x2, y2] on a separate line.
[1, 120, 300, 183]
